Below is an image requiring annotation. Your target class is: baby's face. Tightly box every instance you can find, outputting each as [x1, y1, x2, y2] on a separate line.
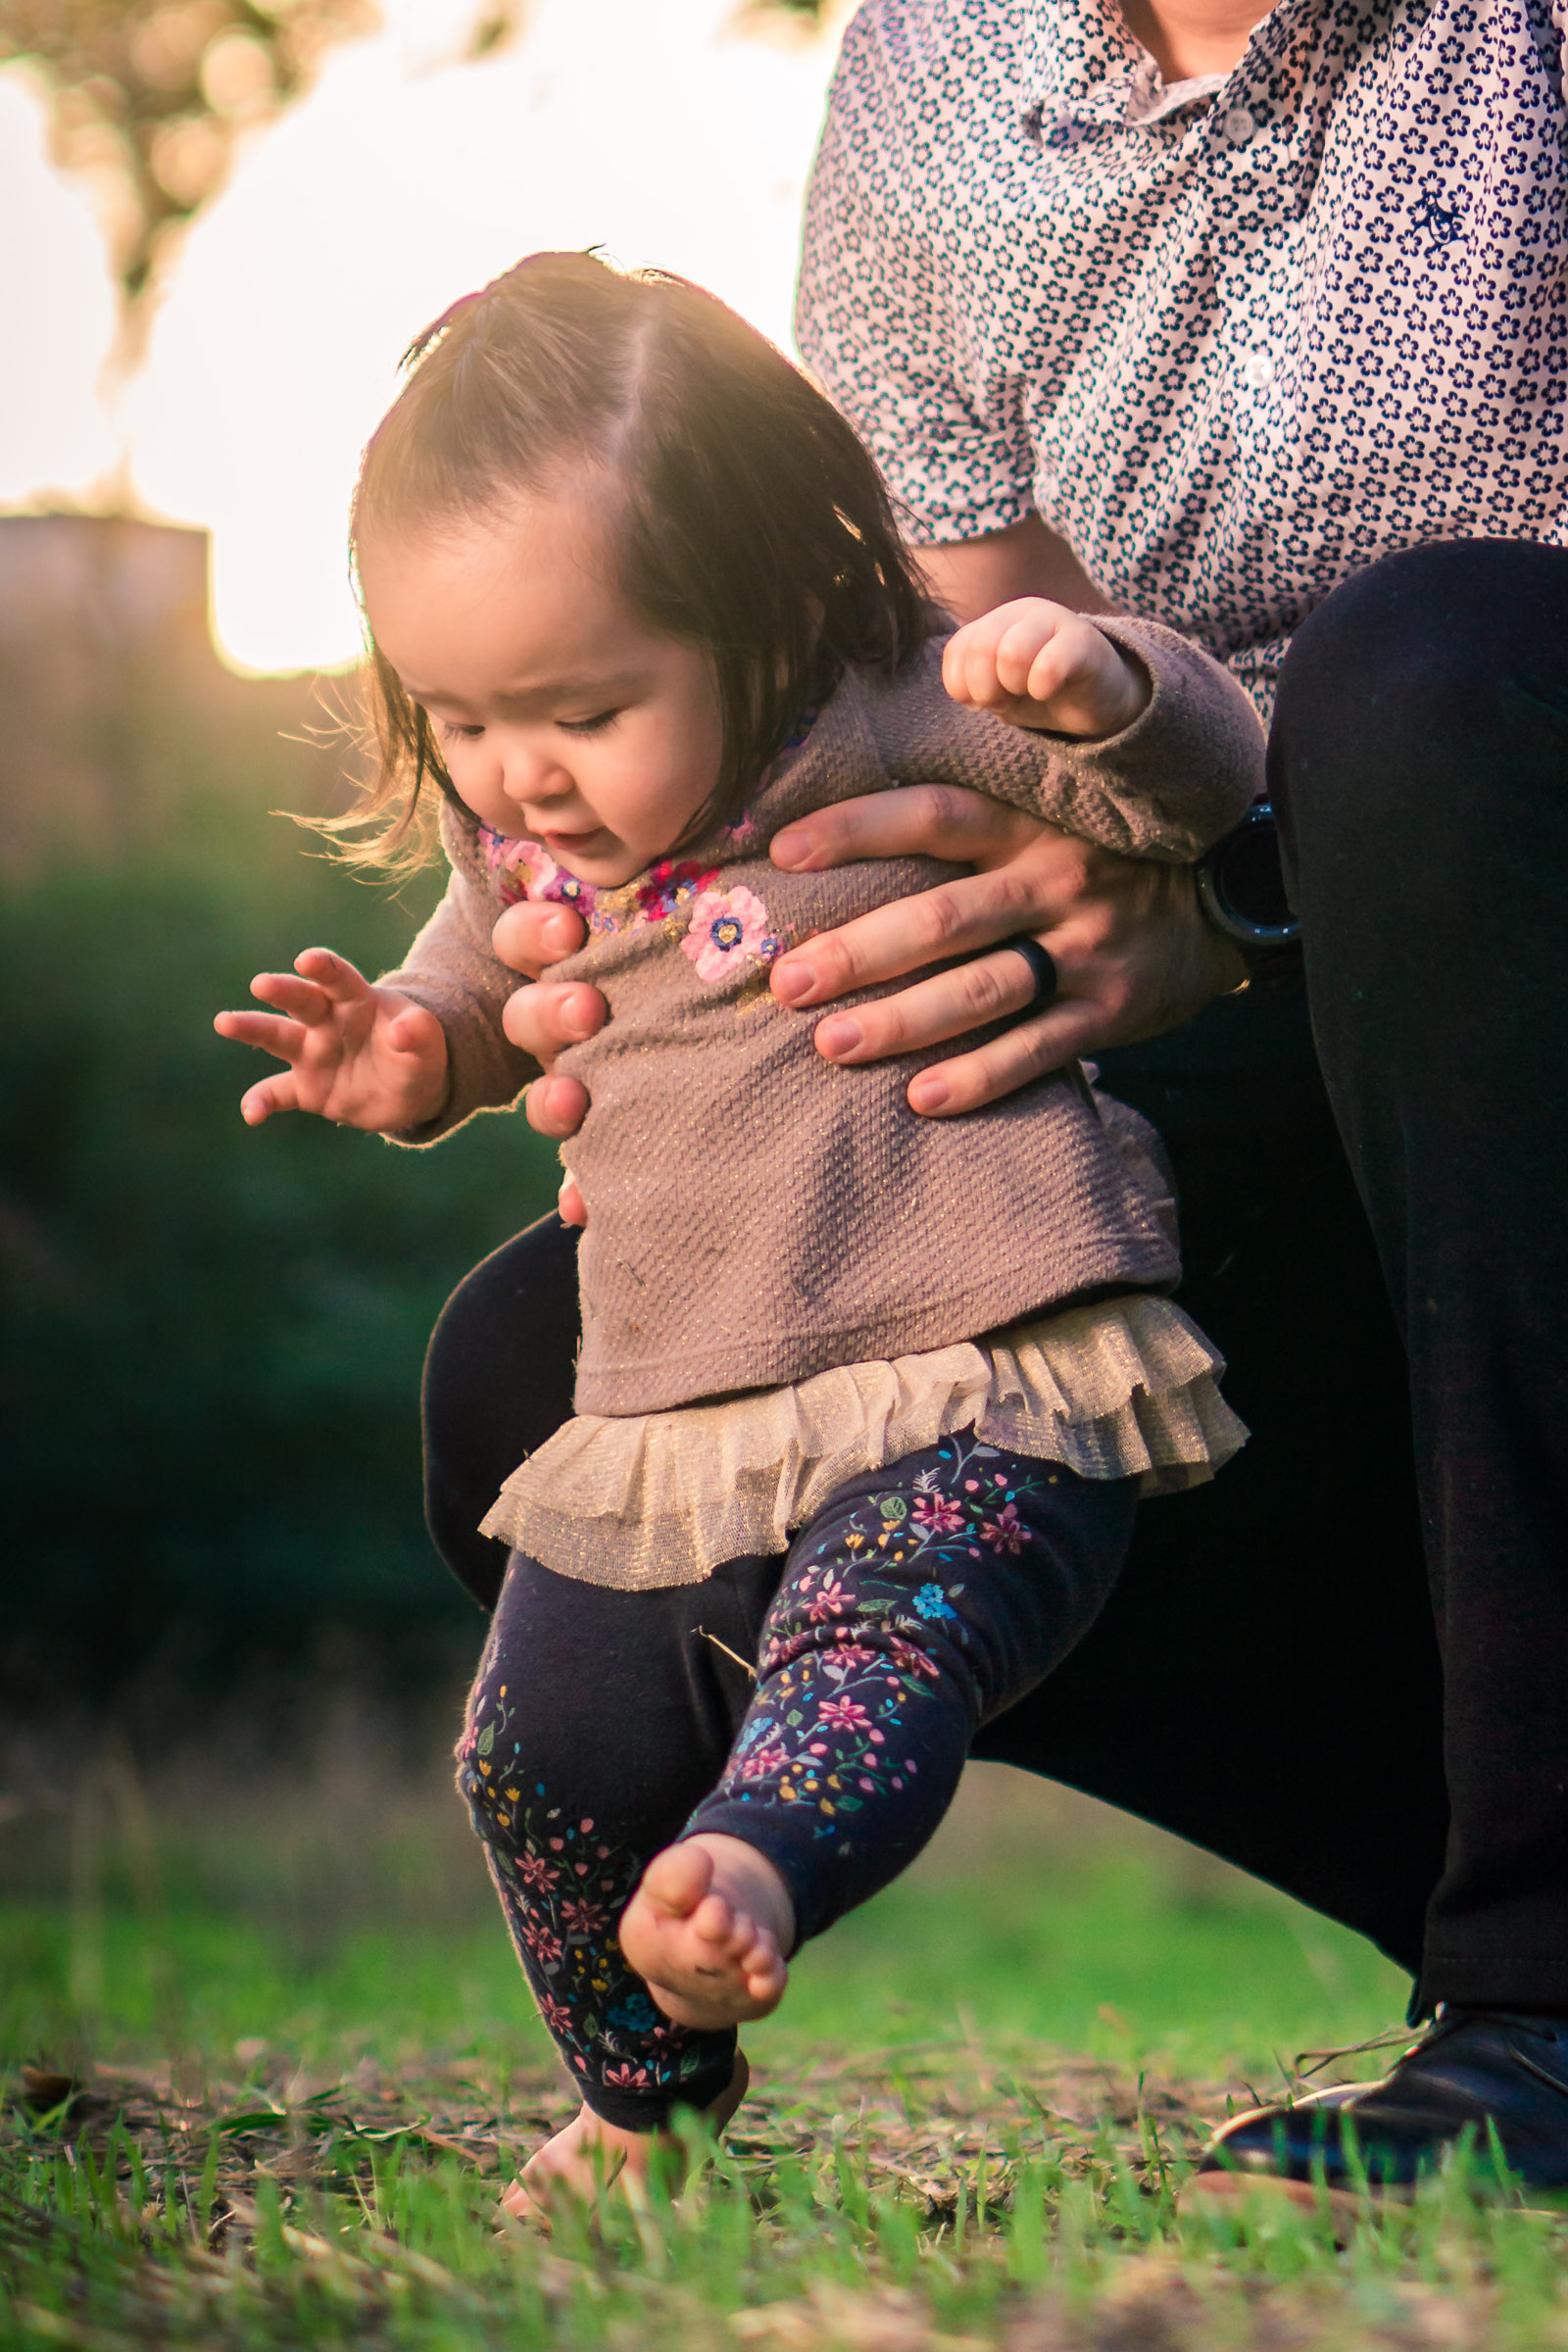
[361, 492, 724, 887]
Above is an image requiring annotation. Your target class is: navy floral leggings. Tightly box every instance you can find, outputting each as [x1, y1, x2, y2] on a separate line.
[456, 1432, 1137, 2129]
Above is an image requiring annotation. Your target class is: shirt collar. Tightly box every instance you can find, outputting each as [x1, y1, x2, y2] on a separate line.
[1021, 0, 1320, 133]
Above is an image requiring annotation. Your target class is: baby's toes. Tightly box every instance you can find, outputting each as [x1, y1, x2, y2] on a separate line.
[690, 1890, 743, 1951]
[714, 1906, 764, 1963]
[740, 1927, 782, 1983]
[640, 1842, 714, 1919]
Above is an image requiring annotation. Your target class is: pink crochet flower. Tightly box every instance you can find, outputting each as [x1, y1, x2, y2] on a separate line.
[480, 826, 602, 920]
[481, 828, 559, 906]
[681, 884, 776, 983]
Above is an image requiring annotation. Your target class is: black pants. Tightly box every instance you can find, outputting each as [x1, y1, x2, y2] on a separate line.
[458, 1444, 1135, 2127]
[425, 540, 1568, 2020]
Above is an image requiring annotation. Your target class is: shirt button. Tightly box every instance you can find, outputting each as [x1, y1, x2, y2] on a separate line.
[1224, 104, 1256, 146]
[1242, 348, 1276, 389]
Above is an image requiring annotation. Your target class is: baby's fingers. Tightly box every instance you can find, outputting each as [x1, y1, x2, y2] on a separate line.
[239, 1070, 303, 1126]
[246, 971, 334, 1024]
[942, 612, 1010, 708]
[386, 1001, 447, 1061]
[293, 946, 373, 1002]
[214, 1007, 310, 1061]
[996, 612, 1068, 700]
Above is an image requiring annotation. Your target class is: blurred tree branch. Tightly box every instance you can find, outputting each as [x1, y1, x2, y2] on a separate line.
[3, 0, 829, 331]
[0, 0, 523, 314]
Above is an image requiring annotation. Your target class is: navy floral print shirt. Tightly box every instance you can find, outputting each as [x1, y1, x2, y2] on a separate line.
[798, 0, 1568, 715]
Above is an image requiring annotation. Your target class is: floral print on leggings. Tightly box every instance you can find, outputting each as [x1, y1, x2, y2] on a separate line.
[460, 1431, 1128, 2124]
[456, 1693, 724, 2109]
[691, 1432, 1063, 1919]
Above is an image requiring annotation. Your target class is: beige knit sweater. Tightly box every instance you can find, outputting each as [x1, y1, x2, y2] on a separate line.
[384, 620, 1263, 1416]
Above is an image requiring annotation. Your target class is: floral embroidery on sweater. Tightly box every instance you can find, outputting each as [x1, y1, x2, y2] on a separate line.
[477, 830, 720, 941]
[478, 831, 601, 921]
[681, 883, 782, 984]
[474, 711, 818, 945]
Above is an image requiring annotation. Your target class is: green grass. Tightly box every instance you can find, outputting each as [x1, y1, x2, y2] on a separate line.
[5, 1748, 1568, 2348]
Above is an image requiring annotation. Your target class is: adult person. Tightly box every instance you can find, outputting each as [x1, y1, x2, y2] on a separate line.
[423, 0, 1568, 2189]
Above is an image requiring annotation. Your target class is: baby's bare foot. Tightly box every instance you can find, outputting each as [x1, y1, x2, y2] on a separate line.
[500, 2053, 749, 2228]
[618, 1834, 794, 2030]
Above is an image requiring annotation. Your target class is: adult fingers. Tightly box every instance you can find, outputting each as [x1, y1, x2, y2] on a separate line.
[238, 1071, 301, 1126]
[214, 1008, 309, 1061]
[501, 978, 607, 1062]
[808, 942, 1052, 1065]
[771, 861, 1058, 1010]
[771, 782, 1041, 879]
[492, 898, 589, 975]
[525, 1072, 590, 1139]
[904, 997, 1110, 1117]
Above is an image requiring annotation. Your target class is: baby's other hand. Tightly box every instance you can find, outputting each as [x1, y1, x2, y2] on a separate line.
[943, 600, 1149, 740]
[214, 948, 449, 1131]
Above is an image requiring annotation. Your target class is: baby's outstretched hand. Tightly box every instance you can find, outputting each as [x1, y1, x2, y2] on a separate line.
[214, 948, 449, 1131]
[943, 599, 1149, 740]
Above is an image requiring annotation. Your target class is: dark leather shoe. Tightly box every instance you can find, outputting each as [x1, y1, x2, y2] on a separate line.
[1198, 2010, 1568, 2190]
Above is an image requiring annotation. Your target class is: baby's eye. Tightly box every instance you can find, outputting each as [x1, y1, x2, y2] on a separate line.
[436, 719, 485, 742]
[557, 710, 620, 737]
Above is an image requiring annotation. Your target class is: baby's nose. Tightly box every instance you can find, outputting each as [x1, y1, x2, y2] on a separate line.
[504, 747, 570, 803]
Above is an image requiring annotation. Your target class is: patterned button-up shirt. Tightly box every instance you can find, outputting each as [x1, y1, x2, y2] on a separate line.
[798, 0, 1568, 714]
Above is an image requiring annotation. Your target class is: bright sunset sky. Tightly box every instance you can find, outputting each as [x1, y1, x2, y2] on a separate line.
[1, 0, 849, 675]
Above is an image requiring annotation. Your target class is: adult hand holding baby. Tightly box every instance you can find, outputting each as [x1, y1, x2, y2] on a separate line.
[495, 590, 1245, 1153]
[496, 801, 1238, 1145]
[493, 901, 597, 1228]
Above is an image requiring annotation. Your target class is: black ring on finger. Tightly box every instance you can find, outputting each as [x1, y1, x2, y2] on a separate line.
[999, 935, 1058, 1013]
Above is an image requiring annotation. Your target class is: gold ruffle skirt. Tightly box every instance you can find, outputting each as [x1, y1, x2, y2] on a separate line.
[479, 1294, 1248, 1591]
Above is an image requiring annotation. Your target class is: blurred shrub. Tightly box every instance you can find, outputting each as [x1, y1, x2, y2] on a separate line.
[0, 699, 558, 1723]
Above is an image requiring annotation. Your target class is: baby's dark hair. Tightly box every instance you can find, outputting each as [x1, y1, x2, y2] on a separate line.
[338, 249, 936, 865]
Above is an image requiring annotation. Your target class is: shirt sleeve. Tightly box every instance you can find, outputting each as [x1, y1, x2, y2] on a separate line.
[796, 0, 1040, 545]
[859, 621, 1266, 861]
[376, 803, 538, 1146]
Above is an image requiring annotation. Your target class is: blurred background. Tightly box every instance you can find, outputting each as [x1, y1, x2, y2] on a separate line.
[1, 0, 848, 1736]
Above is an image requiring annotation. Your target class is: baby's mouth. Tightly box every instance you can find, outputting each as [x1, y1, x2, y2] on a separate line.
[533, 822, 606, 857]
